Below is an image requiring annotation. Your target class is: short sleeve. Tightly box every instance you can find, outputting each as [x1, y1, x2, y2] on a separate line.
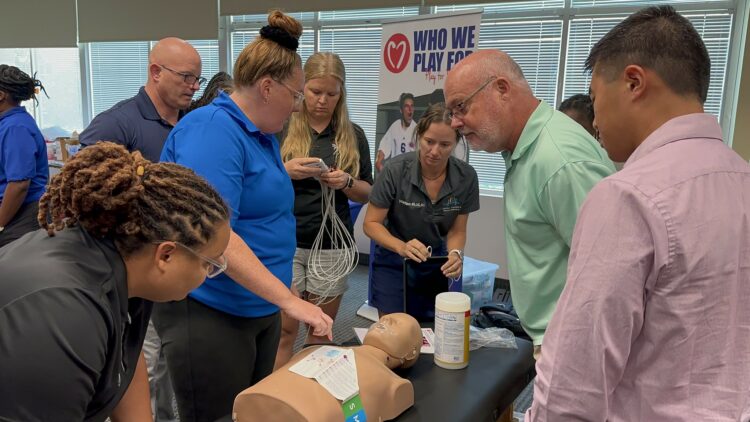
[461, 165, 480, 214]
[162, 120, 245, 228]
[1, 126, 38, 181]
[80, 112, 129, 150]
[0, 288, 109, 421]
[369, 159, 400, 209]
[539, 161, 613, 246]
[378, 127, 392, 156]
[354, 124, 373, 184]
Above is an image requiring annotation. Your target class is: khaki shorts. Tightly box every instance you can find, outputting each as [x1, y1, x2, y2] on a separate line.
[292, 248, 349, 298]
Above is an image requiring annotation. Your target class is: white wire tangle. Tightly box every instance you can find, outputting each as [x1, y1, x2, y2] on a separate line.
[307, 178, 359, 305]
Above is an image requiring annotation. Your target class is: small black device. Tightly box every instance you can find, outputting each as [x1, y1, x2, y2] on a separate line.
[403, 256, 451, 322]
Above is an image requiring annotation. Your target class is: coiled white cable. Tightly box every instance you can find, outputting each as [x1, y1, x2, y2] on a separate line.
[307, 178, 359, 305]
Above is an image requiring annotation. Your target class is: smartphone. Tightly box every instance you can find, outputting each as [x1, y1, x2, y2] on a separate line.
[303, 158, 329, 172]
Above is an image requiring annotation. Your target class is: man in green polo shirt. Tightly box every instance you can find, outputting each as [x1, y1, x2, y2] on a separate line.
[444, 50, 614, 358]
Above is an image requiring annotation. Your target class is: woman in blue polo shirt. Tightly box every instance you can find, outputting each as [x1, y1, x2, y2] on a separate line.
[156, 11, 333, 422]
[364, 103, 480, 316]
[0, 65, 48, 248]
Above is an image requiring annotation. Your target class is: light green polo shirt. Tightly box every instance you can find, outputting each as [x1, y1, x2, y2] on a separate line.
[502, 101, 614, 346]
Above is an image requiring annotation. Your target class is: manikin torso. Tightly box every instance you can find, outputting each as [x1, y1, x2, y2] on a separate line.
[233, 313, 421, 422]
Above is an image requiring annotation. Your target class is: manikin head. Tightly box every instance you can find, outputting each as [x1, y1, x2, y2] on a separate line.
[364, 313, 422, 369]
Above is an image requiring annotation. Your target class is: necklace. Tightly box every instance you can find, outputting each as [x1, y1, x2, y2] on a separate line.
[422, 169, 446, 181]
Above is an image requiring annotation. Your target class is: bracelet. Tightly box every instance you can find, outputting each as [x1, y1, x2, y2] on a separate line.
[344, 174, 354, 189]
[449, 249, 463, 261]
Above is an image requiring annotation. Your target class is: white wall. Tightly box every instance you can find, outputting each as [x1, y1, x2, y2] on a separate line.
[353, 194, 509, 280]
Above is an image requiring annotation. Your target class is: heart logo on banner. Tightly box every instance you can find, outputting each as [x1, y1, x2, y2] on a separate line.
[383, 33, 410, 73]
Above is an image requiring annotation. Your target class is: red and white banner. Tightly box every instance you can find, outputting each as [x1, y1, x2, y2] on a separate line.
[374, 10, 482, 172]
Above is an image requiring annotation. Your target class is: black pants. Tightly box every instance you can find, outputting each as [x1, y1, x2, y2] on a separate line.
[152, 297, 281, 422]
[0, 201, 39, 248]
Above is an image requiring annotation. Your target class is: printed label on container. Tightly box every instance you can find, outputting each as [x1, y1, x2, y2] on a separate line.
[434, 309, 470, 363]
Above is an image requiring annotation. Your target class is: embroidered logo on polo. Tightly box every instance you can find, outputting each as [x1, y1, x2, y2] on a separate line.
[442, 196, 462, 213]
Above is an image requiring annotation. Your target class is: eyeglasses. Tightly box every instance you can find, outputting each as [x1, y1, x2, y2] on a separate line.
[159, 64, 207, 87]
[274, 79, 305, 106]
[154, 240, 228, 278]
[447, 77, 496, 120]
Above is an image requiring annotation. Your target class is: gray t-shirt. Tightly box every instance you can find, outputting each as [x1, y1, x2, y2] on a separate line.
[370, 151, 480, 249]
[0, 226, 151, 421]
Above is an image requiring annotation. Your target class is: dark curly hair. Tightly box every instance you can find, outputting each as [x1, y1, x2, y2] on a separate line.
[38, 142, 229, 256]
[187, 71, 233, 113]
[0, 65, 46, 105]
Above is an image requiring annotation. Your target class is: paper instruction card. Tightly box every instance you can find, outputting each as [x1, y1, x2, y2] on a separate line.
[288, 346, 359, 401]
[353, 327, 435, 354]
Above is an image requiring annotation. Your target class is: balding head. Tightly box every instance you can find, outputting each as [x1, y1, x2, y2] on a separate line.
[146, 37, 203, 113]
[447, 50, 531, 97]
[444, 49, 538, 153]
[149, 37, 201, 68]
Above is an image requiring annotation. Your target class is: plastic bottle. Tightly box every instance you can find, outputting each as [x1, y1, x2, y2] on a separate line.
[434, 292, 471, 369]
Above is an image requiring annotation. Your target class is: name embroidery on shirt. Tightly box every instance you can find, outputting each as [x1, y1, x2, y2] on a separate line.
[398, 199, 424, 208]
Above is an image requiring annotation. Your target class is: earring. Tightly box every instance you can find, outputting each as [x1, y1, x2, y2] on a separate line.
[263, 96, 269, 104]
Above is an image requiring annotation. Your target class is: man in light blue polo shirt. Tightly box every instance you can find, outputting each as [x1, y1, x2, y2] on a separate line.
[445, 50, 614, 358]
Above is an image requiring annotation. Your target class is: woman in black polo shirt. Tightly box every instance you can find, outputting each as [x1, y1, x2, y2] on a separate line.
[0, 142, 230, 421]
[277, 52, 373, 366]
[364, 103, 480, 316]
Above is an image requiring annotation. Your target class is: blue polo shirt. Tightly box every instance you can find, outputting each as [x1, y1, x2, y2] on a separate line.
[161, 92, 296, 317]
[81, 87, 177, 162]
[0, 107, 48, 204]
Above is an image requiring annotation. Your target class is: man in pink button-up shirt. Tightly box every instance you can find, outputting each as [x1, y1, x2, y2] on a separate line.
[527, 5, 750, 421]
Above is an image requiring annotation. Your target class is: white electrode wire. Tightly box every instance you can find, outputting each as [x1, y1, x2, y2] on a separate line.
[307, 182, 359, 305]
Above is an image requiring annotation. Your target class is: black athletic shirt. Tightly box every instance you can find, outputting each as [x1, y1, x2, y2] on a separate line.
[283, 123, 373, 249]
[0, 226, 151, 421]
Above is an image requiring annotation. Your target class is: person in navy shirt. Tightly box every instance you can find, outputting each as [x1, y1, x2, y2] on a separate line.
[0, 65, 48, 248]
[156, 11, 333, 422]
[80, 38, 203, 162]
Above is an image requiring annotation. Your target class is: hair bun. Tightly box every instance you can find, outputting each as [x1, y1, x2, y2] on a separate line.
[260, 26, 299, 51]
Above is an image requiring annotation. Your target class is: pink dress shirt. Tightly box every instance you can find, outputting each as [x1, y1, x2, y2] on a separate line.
[527, 113, 750, 421]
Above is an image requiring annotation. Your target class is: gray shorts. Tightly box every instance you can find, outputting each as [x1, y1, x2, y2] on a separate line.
[292, 247, 349, 297]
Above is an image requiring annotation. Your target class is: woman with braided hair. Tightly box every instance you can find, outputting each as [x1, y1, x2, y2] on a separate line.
[159, 9, 333, 422]
[0, 141, 231, 421]
[0, 64, 48, 247]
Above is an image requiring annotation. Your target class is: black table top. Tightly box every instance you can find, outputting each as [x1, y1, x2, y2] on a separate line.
[394, 337, 535, 422]
[217, 336, 535, 422]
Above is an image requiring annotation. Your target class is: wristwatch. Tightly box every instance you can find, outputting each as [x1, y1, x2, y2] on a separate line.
[449, 249, 464, 261]
[344, 174, 355, 189]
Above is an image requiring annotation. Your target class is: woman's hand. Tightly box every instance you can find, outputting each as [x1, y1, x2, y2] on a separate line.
[281, 296, 334, 340]
[399, 239, 430, 263]
[441, 253, 463, 279]
[319, 169, 350, 190]
[285, 157, 325, 180]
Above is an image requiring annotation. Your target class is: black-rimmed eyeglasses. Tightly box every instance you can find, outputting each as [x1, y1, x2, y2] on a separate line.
[159, 64, 207, 87]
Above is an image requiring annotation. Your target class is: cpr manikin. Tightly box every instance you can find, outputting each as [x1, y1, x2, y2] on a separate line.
[233, 313, 422, 422]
